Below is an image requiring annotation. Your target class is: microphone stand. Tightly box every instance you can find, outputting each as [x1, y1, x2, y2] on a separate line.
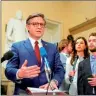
[46, 74, 53, 95]
[44, 65, 53, 95]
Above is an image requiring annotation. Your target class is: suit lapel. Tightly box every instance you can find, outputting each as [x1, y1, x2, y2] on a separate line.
[41, 40, 48, 51]
[23, 39, 49, 69]
[86, 57, 92, 75]
[23, 39, 35, 56]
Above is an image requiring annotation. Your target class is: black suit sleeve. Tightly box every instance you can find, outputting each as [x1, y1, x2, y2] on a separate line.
[77, 61, 84, 95]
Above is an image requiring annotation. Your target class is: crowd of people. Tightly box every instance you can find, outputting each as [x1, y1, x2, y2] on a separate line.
[58, 33, 96, 95]
[4, 12, 96, 95]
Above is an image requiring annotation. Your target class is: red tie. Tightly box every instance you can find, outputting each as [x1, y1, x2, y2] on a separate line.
[34, 41, 41, 66]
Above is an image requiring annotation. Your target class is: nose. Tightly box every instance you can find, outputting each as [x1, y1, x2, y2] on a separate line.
[77, 43, 81, 46]
[38, 24, 42, 28]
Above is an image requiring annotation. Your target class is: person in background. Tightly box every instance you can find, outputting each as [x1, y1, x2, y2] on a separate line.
[77, 32, 96, 95]
[58, 39, 69, 69]
[5, 13, 64, 95]
[58, 35, 74, 69]
[58, 35, 75, 92]
[65, 37, 89, 95]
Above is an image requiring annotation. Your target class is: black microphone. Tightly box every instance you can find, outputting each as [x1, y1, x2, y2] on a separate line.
[1, 51, 14, 63]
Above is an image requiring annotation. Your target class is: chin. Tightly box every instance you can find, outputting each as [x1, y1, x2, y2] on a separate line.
[36, 35, 42, 38]
[90, 48, 96, 52]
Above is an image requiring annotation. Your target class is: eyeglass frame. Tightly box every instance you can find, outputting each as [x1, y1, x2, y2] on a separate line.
[28, 22, 46, 28]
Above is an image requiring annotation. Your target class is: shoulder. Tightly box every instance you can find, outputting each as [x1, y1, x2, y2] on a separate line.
[42, 40, 57, 48]
[66, 56, 72, 64]
[80, 57, 90, 64]
[79, 57, 90, 67]
[7, 18, 15, 25]
[8, 18, 15, 22]
[12, 40, 26, 47]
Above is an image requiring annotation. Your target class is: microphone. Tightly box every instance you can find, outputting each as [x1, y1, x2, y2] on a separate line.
[40, 47, 51, 74]
[40, 47, 52, 95]
[1, 51, 14, 63]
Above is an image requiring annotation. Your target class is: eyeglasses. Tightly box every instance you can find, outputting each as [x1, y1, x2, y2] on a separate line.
[28, 22, 45, 28]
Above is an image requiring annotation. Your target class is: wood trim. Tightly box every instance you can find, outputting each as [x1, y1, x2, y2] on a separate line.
[69, 17, 96, 35]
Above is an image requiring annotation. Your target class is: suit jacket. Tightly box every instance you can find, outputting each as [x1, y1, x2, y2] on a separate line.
[5, 39, 64, 95]
[77, 57, 96, 95]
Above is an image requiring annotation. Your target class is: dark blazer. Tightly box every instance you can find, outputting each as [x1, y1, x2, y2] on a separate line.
[5, 39, 64, 95]
[77, 57, 96, 95]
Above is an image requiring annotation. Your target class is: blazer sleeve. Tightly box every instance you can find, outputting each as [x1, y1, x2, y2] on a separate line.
[65, 57, 73, 84]
[5, 43, 20, 83]
[60, 53, 66, 68]
[77, 61, 84, 95]
[52, 46, 65, 87]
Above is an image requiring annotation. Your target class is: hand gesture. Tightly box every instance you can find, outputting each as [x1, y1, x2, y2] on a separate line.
[39, 80, 58, 90]
[17, 60, 40, 79]
[69, 70, 75, 77]
[88, 74, 96, 86]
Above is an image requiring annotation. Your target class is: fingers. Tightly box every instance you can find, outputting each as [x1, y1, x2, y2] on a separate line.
[50, 81, 58, 89]
[39, 82, 58, 91]
[39, 84, 46, 89]
[88, 81, 96, 86]
[18, 60, 41, 78]
[88, 77, 96, 86]
[27, 65, 40, 70]
[24, 73, 39, 78]
[69, 71, 75, 77]
[92, 74, 96, 77]
[24, 69, 40, 76]
[22, 60, 28, 67]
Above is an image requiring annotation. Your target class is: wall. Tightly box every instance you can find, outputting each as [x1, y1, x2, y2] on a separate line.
[66, 1, 96, 39]
[73, 27, 96, 40]
[2, 1, 70, 53]
[2, 1, 96, 53]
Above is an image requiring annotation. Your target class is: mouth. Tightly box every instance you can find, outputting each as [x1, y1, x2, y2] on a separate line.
[36, 31, 41, 33]
[89, 45, 94, 48]
[77, 47, 81, 49]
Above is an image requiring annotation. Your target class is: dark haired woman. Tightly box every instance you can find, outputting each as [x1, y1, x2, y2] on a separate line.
[65, 37, 89, 95]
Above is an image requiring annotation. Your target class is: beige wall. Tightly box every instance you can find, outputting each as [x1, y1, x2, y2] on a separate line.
[2, 1, 96, 53]
[2, 1, 69, 53]
[73, 27, 96, 40]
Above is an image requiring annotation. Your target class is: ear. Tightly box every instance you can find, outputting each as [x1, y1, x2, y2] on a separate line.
[26, 24, 30, 31]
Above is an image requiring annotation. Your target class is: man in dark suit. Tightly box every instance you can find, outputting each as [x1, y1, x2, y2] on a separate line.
[5, 13, 64, 95]
[77, 32, 96, 95]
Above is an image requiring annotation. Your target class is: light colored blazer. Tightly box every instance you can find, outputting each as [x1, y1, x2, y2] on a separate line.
[65, 56, 84, 95]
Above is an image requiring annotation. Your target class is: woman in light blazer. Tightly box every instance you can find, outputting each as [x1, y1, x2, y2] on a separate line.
[65, 37, 89, 95]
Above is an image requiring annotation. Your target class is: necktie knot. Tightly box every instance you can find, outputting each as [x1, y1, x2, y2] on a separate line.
[35, 41, 38, 45]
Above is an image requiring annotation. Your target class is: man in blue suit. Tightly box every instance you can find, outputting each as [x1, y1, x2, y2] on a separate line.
[5, 13, 64, 95]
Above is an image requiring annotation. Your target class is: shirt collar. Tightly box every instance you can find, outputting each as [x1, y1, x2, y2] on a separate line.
[61, 52, 69, 57]
[90, 54, 96, 60]
[28, 36, 42, 49]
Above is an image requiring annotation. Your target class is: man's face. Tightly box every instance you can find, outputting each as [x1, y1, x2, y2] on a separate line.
[26, 17, 45, 40]
[88, 36, 96, 52]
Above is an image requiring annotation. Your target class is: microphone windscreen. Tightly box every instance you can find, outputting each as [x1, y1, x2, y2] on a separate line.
[4, 51, 14, 60]
[40, 47, 47, 57]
